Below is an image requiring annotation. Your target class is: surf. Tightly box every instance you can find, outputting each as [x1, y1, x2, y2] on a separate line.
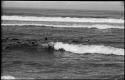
[2, 23, 124, 29]
[51, 42, 124, 55]
[2, 15, 124, 23]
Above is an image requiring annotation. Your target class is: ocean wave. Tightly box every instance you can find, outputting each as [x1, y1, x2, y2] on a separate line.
[1, 75, 35, 79]
[2, 23, 124, 29]
[52, 42, 124, 55]
[1, 75, 16, 79]
[2, 15, 124, 24]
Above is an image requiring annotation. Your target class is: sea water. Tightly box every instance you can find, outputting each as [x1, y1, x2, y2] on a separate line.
[2, 9, 124, 79]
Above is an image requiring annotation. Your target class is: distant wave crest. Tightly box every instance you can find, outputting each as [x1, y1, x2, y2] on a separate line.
[1, 23, 124, 29]
[53, 42, 124, 55]
[2, 15, 124, 23]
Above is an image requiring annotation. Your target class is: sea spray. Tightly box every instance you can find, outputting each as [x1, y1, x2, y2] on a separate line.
[53, 42, 124, 55]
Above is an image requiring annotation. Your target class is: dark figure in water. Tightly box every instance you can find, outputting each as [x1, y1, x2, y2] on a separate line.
[86, 39, 90, 42]
[44, 37, 54, 53]
[45, 37, 48, 41]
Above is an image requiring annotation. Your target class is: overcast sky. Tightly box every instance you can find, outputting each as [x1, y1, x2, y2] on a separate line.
[2, 1, 124, 11]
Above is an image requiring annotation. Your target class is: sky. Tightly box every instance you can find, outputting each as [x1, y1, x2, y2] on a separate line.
[2, 1, 124, 11]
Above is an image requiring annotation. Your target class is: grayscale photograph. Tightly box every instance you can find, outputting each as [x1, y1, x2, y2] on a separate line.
[1, 1, 124, 79]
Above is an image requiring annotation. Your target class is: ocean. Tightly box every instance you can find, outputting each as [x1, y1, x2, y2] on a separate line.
[1, 8, 124, 79]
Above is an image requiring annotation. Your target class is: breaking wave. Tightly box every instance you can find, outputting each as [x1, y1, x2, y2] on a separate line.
[1, 75, 35, 79]
[53, 42, 124, 55]
[1, 75, 16, 79]
[1, 23, 124, 29]
[2, 15, 124, 23]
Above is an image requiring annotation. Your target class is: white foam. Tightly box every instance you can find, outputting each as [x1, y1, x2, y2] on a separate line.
[1, 75, 35, 79]
[1, 75, 16, 79]
[53, 42, 124, 55]
[2, 15, 124, 23]
[1, 23, 124, 29]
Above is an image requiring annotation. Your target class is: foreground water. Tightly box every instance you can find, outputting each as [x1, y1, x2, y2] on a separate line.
[2, 44, 124, 79]
[2, 25, 124, 79]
